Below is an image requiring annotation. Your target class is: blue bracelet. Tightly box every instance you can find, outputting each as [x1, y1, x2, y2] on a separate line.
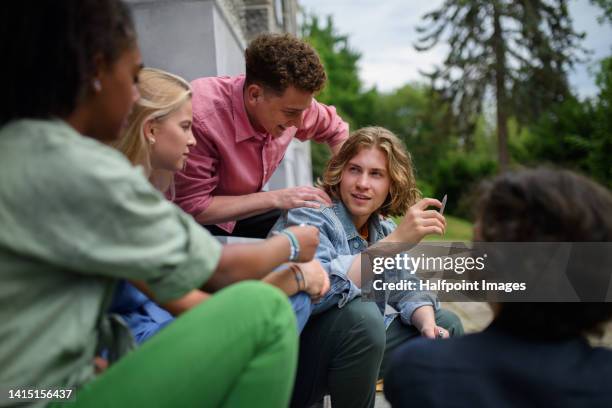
[280, 229, 300, 262]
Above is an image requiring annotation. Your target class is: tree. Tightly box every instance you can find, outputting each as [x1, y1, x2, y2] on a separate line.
[374, 83, 457, 178]
[591, 0, 612, 24]
[415, 0, 587, 171]
[302, 15, 378, 179]
[521, 57, 612, 189]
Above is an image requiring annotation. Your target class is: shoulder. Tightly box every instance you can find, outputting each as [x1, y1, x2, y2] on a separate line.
[191, 75, 235, 95]
[275, 204, 345, 237]
[1, 119, 138, 182]
[0, 119, 163, 221]
[190, 76, 235, 121]
[288, 204, 340, 226]
[44, 123, 157, 203]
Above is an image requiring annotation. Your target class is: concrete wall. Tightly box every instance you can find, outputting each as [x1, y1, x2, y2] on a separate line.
[212, 5, 246, 76]
[126, 0, 245, 80]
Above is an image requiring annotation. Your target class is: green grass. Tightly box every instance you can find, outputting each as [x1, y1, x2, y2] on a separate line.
[391, 215, 473, 242]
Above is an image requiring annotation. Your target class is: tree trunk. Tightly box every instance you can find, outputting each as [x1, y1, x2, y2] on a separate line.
[493, 2, 510, 172]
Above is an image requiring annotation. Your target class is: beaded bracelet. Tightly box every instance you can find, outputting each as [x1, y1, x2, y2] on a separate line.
[279, 229, 300, 262]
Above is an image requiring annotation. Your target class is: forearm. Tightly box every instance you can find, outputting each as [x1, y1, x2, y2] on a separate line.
[329, 140, 344, 155]
[203, 234, 291, 291]
[130, 280, 210, 316]
[410, 305, 436, 332]
[346, 254, 363, 287]
[379, 229, 404, 243]
[195, 192, 276, 225]
[162, 290, 209, 315]
[263, 267, 300, 296]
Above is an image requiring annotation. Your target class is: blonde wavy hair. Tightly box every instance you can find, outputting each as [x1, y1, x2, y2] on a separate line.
[113, 67, 192, 175]
[317, 126, 421, 217]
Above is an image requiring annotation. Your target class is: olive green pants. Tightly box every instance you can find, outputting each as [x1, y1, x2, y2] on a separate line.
[291, 299, 464, 408]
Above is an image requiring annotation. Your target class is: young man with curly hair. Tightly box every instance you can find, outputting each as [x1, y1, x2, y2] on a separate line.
[173, 33, 349, 238]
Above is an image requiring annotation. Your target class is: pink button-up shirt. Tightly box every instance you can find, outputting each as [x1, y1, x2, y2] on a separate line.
[173, 75, 349, 233]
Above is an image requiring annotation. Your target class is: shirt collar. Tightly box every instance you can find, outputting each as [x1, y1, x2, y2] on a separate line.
[332, 200, 384, 242]
[231, 74, 267, 143]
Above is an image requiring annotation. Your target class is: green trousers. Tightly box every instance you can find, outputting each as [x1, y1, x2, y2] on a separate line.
[64, 281, 298, 408]
[291, 299, 464, 408]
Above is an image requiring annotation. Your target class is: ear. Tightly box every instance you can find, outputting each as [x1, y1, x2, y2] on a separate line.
[89, 53, 107, 94]
[143, 119, 157, 143]
[245, 83, 264, 105]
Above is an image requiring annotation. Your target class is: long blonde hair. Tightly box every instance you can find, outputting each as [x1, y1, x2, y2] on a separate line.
[113, 67, 192, 176]
[317, 126, 421, 217]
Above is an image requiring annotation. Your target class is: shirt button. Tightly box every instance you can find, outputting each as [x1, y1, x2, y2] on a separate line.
[353, 242, 359, 249]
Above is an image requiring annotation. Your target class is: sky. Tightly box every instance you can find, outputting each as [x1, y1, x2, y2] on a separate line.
[299, 0, 612, 97]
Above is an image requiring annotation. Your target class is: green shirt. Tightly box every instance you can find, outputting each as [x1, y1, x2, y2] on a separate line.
[0, 119, 221, 390]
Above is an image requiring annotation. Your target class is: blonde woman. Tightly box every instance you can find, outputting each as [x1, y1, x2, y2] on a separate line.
[110, 68, 329, 343]
[113, 68, 193, 195]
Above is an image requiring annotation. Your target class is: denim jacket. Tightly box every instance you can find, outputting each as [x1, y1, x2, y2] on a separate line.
[271, 201, 439, 328]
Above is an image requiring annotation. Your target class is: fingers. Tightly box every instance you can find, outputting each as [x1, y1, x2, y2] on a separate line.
[414, 198, 442, 211]
[420, 325, 449, 339]
[418, 218, 446, 235]
[303, 201, 322, 209]
[300, 260, 330, 301]
[320, 272, 330, 297]
[292, 186, 332, 207]
[311, 273, 330, 302]
[419, 225, 444, 236]
[420, 327, 437, 339]
[306, 187, 332, 205]
[286, 226, 319, 262]
[435, 326, 449, 339]
[287, 225, 319, 240]
[277, 186, 332, 210]
[421, 210, 446, 226]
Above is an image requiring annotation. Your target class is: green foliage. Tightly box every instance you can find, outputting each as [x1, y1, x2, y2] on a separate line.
[430, 153, 497, 219]
[310, 141, 330, 182]
[304, 8, 610, 222]
[520, 57, 612, 189]
[373, 84, 458, 179]
[591, 0, 612, 24]
[423, 215, 474, 242]
[591, 57, 612, 186]
[304, 14, 497, 216]
[416, 0, 587, 168]
[303, 15, 380, 179]
[392, 215, 474, 242]
[302, 15, 378, 130]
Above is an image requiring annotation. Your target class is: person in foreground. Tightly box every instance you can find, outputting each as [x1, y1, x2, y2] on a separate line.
[0, 1, 314, 406]
[110, 67, 329, 340]
[385, 168, 612, 408]
[272, 127, 464, 408]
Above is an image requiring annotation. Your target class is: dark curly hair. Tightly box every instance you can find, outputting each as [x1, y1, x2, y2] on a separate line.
[476, 168, 612, 340]
[245, 33, 326, 95]
[1, 0, 136, 126]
